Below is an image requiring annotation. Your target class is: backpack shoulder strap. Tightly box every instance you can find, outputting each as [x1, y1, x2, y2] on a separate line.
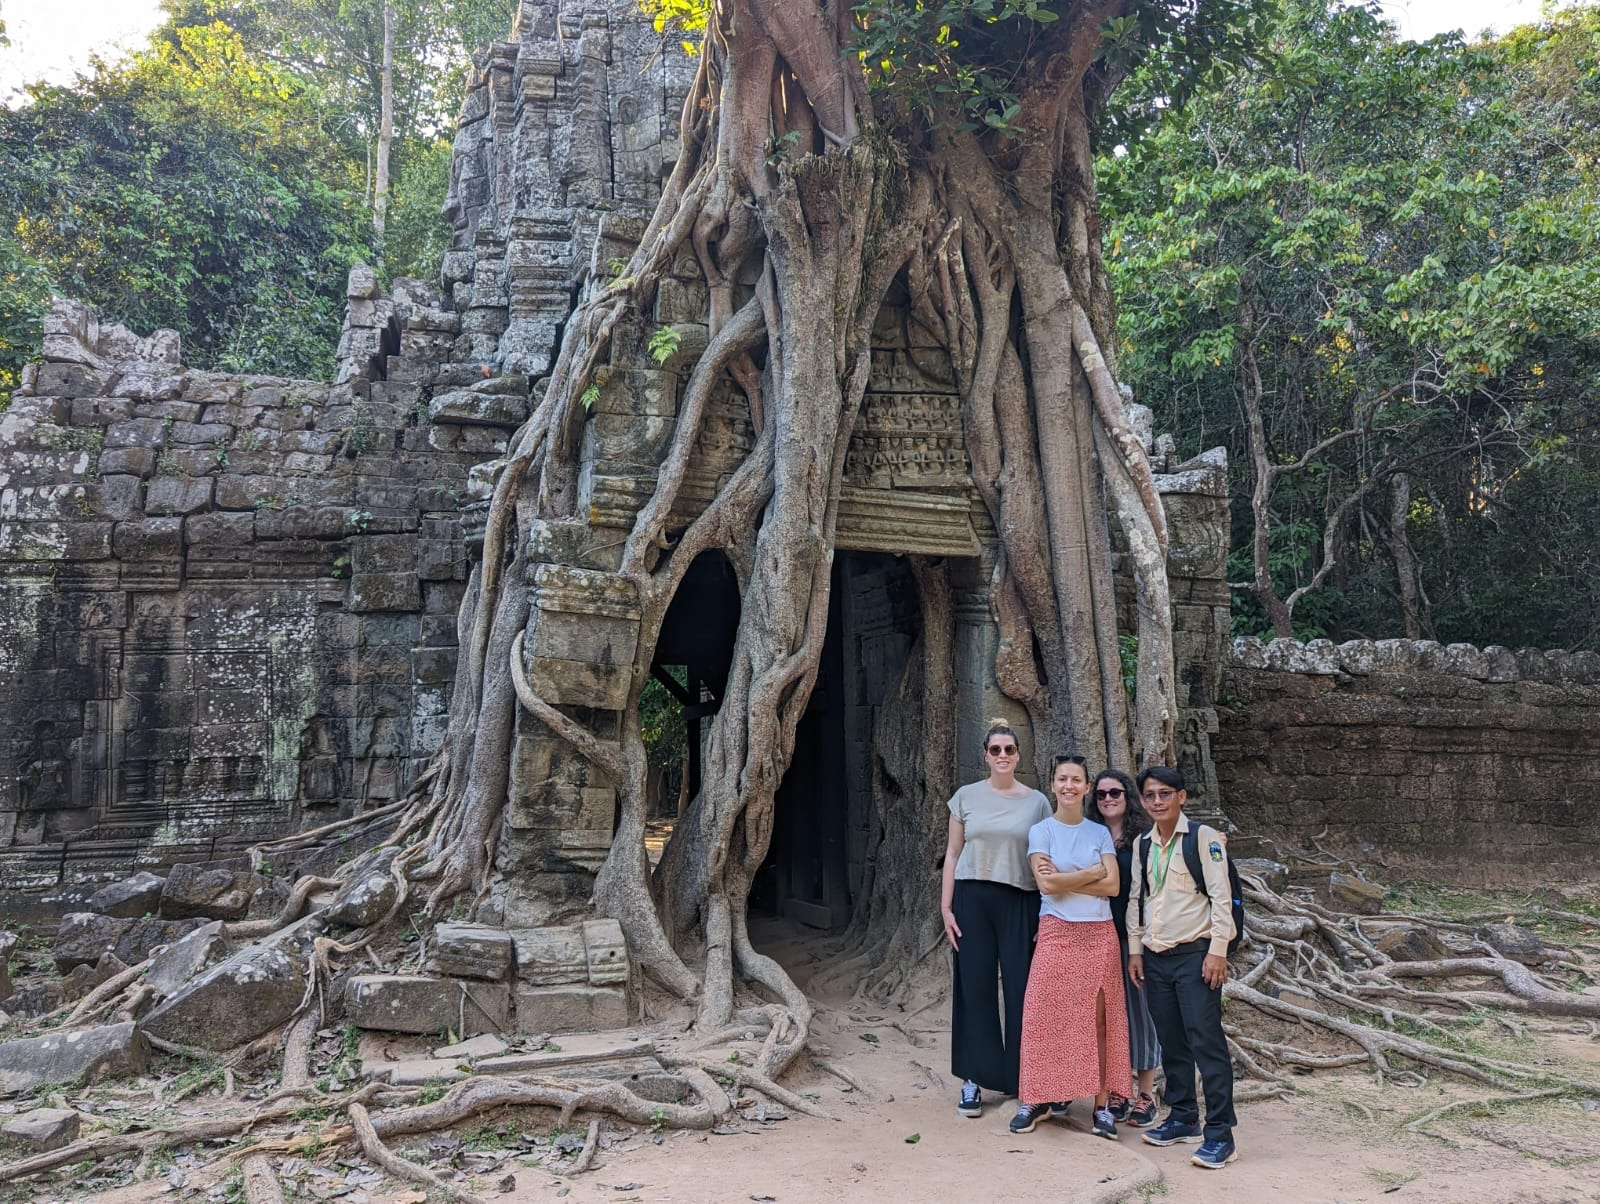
[1137, 834, 1152, 926]
[1182, 826, 1206, 894]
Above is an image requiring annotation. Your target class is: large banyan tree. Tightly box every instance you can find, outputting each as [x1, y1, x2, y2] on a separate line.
[395, 0, 1267, 1070]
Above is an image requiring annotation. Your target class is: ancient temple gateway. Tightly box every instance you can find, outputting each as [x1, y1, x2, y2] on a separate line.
[0, 0, 1231, 935]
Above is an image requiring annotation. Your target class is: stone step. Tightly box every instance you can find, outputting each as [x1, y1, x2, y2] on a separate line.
[366, 1034, 660, 1088]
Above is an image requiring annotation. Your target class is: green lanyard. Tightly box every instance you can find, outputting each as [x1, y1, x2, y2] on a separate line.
[1150, 830, 1181, 897]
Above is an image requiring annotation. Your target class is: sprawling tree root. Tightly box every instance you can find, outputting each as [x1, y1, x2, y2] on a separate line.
[1224, 867, 1600, 1104]
[349, 1100, 488, 1204]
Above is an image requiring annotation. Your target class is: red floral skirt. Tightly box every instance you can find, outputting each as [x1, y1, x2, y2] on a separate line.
[1018, 917, 1132, 1105]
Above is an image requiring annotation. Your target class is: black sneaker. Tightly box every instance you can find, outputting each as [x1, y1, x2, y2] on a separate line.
[957, 1081, 982, 1118]
[1128, 1092, 1158, 1127]
[1008, 1103, 1048, 1134]
[1092, 1107, 1119, 1140]
[1106, 1092, 1131, 1122]
[1047, 1101, 1070, 1120]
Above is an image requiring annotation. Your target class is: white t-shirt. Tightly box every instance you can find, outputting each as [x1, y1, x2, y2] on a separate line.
[1027, 815, 1115, 923]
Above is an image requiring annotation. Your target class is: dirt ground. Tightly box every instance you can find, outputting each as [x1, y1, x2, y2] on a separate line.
[38, 918, 1600, 1204]
[484, 1002, 1600, 1204]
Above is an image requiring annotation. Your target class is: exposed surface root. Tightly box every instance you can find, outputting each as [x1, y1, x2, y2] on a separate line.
[1225, 871, 1600, 1102]
[349, 1099, 489, 1204]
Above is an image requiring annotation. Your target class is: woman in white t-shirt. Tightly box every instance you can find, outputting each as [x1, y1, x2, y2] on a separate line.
[941, 720, 1052, 1119]
[1008, 754, 1132, 1141]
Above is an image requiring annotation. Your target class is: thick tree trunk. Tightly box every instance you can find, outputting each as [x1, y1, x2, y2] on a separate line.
[395, 0, 1182, 1052]
[374, 1, 394, 240]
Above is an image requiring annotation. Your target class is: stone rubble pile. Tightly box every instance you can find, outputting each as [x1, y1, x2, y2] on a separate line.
[0, 861, 638, 1121]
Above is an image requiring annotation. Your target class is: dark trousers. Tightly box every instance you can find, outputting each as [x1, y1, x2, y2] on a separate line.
[950, 879, 1039, 1095]
[1143, 943, 1236, 1141]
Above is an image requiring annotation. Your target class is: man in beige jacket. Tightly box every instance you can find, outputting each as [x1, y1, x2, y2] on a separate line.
[1126, 765, 1237, 1170]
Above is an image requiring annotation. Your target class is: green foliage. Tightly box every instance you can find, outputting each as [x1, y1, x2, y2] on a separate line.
[1103, 0, 1600, 648]
[640, 666, 688, 776]
[0, 237, 52, 409]
[647, 324, 684, 365]
[0, 22, 371, 376]
[384, 136, 455, 280]
[854, 0, 1274, 141]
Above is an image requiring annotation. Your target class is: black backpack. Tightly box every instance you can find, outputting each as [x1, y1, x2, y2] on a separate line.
[1138, 826, 1246, 957]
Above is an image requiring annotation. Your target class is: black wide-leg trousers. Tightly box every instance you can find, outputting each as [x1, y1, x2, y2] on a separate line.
[950, 879, 1039, 1095]
[1143, 942, 1236, 1141]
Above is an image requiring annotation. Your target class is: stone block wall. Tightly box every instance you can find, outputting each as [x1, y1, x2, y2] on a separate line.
[1215, 636, 1600, 875]
[0, 299, 480, 894]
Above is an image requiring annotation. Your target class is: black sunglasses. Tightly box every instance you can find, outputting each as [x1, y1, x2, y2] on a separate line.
[1095, 787, 1126, 799]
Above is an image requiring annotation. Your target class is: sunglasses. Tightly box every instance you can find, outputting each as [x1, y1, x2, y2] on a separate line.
[987, 743, 1018, 756]
[1095, 787, 1125, 799]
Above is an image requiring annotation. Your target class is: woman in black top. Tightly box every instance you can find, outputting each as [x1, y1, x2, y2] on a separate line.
[1086, 768, 1161, 1126]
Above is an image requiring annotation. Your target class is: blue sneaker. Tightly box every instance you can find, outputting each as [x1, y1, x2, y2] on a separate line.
[1047, 1101, 1070, 1120]
[1191, 1138, 1237, 1169]
[1141, 1117, 1204, 1146]
[1008, 1103, 1048, 1134]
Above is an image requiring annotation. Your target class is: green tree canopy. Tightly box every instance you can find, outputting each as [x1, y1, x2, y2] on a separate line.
[0, 22, 372, 382]
[1102, 0, 1600, 649]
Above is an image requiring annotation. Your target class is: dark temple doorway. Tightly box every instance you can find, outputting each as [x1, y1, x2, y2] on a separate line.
[752, 552, 924, 932]
[648, 551, 740, 848]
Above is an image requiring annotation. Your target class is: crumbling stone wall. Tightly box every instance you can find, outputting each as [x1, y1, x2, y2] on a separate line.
[1215, 637, 1600, 876]
[0, 297, 479, 900]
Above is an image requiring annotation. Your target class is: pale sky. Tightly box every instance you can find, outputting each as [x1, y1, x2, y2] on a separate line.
[0, 0, 1558, 98]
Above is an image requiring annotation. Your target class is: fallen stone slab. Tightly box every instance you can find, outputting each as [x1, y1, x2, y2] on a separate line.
[1478, 923, 1549, 966]
[1325, 872, 1386, 916]
[1, 1107, 81, 1151]
[113, 917, 209, 966]
[367, 1034, 661, 1087]
[0, 1022, 149, 1096]
[160, 862, 261, 921]
[476, 1034, 657, 1079]
[54, 913, 127, 973]
[139, 941, 307, 1051]
[426, 922, 514, 981]
[86, 872, 167, 919]
[367, 1058, 468, 1087]
[433, 1033, 508, 1061]
[1233, 858, 1289, 895]
[323, 848, 399, 929]
[515, 985, 629, 1035]
[3, 985, 60, 1019]
[1374, 924, 1448, 963]
[346, 975, 511, 1038]
[60, 952, 129, 1002]
[144, 920, 232, 1000]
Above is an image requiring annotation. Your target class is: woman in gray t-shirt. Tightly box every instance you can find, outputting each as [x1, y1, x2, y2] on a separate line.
[941, 719, 1051, 1119]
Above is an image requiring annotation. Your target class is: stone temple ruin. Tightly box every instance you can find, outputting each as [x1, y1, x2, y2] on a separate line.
[0, 0, 1231, 934]
[4, 0, 1600, 1134]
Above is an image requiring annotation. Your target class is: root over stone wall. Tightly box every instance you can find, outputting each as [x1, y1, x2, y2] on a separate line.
[1215, 636, 1600, 878]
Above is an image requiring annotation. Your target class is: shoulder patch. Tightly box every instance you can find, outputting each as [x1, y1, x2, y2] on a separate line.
[1208, 840, 1224, 863]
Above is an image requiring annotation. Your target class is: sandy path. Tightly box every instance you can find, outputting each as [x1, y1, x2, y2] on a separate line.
[492, 1002, 1600, 1204]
